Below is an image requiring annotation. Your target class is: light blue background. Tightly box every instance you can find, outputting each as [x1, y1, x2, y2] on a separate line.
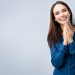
[0, 0, 75, 75]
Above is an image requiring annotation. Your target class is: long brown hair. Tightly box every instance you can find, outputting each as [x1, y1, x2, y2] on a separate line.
[47, 1, 73, 47]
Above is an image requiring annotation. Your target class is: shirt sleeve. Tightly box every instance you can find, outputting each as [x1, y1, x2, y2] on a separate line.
[50, 43, 68, 69]
[69, 40, 75, 54]
[69, 32, 75, 54]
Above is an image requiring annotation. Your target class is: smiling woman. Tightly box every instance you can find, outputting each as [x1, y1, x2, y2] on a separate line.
[53, 4, 70, 24]
[47, 1, 75, 75]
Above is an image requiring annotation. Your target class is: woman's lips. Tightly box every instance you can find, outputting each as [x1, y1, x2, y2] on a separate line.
[60, 18, 66, 21]
[60, 16, 67, 21]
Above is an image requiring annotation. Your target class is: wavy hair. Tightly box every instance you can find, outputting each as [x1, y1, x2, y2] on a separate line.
[47, 1, 73, 47]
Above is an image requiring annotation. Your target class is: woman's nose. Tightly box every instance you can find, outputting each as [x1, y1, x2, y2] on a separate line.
[60, 12, 64, 17]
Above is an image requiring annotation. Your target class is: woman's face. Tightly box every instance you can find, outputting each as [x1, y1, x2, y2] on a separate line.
[53, 4, 70, 25]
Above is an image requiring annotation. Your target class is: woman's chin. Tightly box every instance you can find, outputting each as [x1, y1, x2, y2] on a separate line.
[59, 20, 68, 25]
[59, 22, 66, 25]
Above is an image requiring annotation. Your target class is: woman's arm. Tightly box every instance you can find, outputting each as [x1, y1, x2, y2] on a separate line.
[69, 32, 75, 54]
[69, 40, 75, 54]
[50, 43, 68, 69]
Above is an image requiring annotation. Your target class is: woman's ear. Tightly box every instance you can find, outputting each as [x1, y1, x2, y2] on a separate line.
[68, 12, 70, 17]
[73, 25, 75, 32]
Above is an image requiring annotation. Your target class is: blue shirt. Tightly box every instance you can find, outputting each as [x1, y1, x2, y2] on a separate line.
[50, 32, 75, 75]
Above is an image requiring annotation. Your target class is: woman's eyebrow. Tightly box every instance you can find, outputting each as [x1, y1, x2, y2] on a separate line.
[54, 7, 67, 14]
[62, 8, 67, 10]
[55, 8, 67, 13]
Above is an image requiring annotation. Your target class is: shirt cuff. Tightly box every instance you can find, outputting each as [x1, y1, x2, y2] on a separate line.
[69, 39, 73, 44]
[60, 43, 68, 55]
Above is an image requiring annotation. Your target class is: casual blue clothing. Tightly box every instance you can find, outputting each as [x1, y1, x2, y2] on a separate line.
[50, 32, 75, 75]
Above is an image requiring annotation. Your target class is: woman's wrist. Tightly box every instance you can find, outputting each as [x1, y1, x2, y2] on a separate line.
[68, 39, 73, 44]
[63, 41, 68, 45]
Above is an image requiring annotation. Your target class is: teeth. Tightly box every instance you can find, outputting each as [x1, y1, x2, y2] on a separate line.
[60, 16, 67, 21]
[60, 18, 66, 21]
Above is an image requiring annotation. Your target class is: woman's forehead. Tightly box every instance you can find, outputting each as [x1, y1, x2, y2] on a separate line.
[53, 4, 67, 13]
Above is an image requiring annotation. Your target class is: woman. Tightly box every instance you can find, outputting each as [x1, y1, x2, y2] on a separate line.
[47, 1, 75, 75]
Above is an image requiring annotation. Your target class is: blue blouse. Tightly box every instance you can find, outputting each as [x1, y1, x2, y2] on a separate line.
[50, 32, 75, 75]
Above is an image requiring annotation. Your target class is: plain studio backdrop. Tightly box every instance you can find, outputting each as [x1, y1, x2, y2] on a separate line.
[0, 0, 75, 75]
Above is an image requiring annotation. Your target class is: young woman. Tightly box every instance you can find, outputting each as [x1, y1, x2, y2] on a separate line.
[47, 1, 75, 75]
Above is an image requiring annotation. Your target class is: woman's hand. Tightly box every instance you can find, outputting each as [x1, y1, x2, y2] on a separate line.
[67, 24, 74, 44]
[63, 23, 68, 45]
[63, 22, 74, 45]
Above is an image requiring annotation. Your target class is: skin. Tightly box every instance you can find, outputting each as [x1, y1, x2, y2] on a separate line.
[53, 4, 75, 45]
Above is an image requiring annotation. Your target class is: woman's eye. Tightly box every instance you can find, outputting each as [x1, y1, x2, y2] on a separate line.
[55, 11, 59, 15]
[62, 9, 67, 12]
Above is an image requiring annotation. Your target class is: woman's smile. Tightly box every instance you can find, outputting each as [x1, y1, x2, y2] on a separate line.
[59, 16, 67, 21]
